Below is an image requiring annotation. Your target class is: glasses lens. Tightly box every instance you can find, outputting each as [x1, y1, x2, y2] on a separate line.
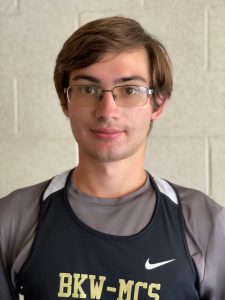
[68, 86, 99, 107]
[66, 85, 150, 107]
[114, 86, 149, 107]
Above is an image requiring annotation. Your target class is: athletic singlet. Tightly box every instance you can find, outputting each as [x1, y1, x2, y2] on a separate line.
[16, 172, 200, 299]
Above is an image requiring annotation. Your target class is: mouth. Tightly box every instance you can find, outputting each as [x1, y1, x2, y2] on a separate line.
[90, 128, 124, 139]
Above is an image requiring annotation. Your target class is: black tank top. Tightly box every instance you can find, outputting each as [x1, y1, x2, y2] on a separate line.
[16, 173, 200, 299]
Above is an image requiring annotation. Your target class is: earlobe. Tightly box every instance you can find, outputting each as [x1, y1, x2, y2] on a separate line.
[62, 104, 70, 118]
[151, 97, 167, 120]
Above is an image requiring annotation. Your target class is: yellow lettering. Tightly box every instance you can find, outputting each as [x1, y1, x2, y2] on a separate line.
[133, 281, 147, 300]
[58, 273, 72, 297]
[89, 275, 106, 299]
[57, 272, 161, 299]
[117, 279, 134, 300]
[148, 283, 161, 300]
[72, 273, 88, 299]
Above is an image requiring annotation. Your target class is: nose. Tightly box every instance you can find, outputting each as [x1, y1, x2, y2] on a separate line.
[95, 90, 121, 120]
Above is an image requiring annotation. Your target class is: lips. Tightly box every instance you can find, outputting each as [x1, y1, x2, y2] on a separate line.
[90, 128, 124, 139]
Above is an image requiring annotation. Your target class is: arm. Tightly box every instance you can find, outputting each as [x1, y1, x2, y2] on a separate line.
[200, 207, 225, 299]
[0, 194, 19, 300]
[174, 183, 225, 300]
[0, 246, 18, 300]
[0, 181, 48, 300]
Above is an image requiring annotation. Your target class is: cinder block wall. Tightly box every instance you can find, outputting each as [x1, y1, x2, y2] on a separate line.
[0, 0, 225, 205]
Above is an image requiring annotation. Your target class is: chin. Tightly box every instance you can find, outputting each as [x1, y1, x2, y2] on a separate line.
[89, 149, 137, 163]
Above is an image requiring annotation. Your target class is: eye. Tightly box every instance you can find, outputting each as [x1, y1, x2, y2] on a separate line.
[123, 86, 138, 95]
[80, 86, 97, 95]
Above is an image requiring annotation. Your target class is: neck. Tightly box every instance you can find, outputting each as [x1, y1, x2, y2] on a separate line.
[72, 155, 147, 198]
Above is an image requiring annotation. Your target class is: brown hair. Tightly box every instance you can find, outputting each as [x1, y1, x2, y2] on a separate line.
[54, 16, 173, 111]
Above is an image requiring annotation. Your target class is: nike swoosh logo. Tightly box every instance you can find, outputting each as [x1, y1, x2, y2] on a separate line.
[145, 258, 175, 270]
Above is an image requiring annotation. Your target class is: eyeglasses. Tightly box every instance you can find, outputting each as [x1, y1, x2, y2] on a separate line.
[64, 85, 154, 107]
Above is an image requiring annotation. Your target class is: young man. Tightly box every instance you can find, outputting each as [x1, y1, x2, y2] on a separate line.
[0, 16, 225, 300]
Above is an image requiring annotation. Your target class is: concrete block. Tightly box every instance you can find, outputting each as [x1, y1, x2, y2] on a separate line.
[79, 12, 125, 26]
[79, 0, 144, 25]
[208, 4, 225, 71]
[152, 70, 225, 137]
[134, 0, 205, 72]
[0, 9, 77, 78]
[65, 0, 143, 19]
[23, 0, 143, 11]
[0, 77, 15, 137]
[0, 0, 19, 15]
[0, 0, 144, 78]
[0, 138, 77, 197]
[145, 136, 207, 193]
[17, 75, 73, 138]
[211, 138, 225, 206]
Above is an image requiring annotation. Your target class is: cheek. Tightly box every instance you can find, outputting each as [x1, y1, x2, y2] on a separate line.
[127, 116, 151, 138]
[68, 108, 89, 126]
[129, 107, 151, 128]
[68, 111, 82, 134]
[68, 108, 94, 138]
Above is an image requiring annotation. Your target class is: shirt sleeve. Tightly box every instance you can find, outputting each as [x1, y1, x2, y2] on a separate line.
[199, 207, 225, 299]
[174, 182, 225, 300]
[145, 176, 225, 300]
[0, 181, 48, 300]
[0, 196, 19, 300]
[0, 252, 18, 300]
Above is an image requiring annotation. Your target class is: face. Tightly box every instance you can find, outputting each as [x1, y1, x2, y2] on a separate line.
[64, 48, 164, 163]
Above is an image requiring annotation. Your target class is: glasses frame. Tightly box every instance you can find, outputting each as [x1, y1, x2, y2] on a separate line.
[64, 85, 154, 107]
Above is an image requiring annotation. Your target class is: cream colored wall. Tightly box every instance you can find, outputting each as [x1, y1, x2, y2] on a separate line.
[0, 0, 225, 205]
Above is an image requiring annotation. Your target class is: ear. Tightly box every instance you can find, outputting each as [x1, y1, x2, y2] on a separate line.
[61, 100, 70, 118]
[63, 107, 69, 118]
[151, 96, 168, 120]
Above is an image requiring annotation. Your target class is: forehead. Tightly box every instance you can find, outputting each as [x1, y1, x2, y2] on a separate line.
[69, 48, 150, 85]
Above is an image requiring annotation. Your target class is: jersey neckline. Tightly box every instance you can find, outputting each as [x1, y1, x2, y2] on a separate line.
[63, 169, 162, 241]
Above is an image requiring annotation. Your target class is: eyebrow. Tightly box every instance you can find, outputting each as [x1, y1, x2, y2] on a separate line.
[113, 76, 148, 85]
[71, 75, 101, 83]
[71, 74, 148, 85]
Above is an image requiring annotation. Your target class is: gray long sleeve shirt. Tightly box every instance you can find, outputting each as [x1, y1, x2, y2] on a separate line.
[0, 170, 225, 299]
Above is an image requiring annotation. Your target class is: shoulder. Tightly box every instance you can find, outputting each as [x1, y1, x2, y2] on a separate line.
[0, 172, 71, 291]
[165, 180, 225, 292]
[172, 182, 224, 229]
[166, 181, 225, 247]
[0, 180, 49, 217]
[153, 176, 224, 237]
[153, 176, 224, 231]
[0, 180, 50, 239]
[0, 170, 70, 266]
[154, 177, 225, 291]
[0, 179, 50, 278]
[171, 184, 225, 297]
[0, 169, 72, 231]
[0, 169, 71, 216]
